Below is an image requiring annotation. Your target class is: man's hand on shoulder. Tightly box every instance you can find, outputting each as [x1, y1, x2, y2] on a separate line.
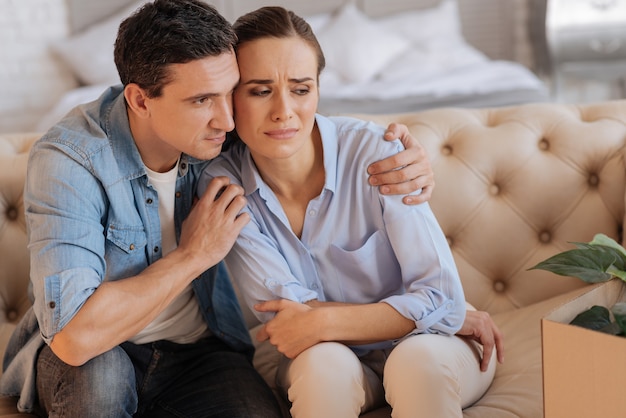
[367, 123, 434, 205]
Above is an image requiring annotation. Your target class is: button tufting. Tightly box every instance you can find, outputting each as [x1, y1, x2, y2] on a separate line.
[6, 206, 18, 220]
[489, 184, 500, 195]
[442, 144, 453, 155]
[493, 281, 506, 293]
[588, 173, 599, 187]
[6, 310, 17, 321]
[539, 231, 551, 243]
[538, 138, 550, 151]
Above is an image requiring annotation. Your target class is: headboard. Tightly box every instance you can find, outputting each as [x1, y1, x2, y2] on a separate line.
[65, 0, 539, 67]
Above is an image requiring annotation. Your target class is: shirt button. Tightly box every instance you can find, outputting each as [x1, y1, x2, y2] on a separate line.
[146, 198, 153, 204]
[129, 244, 135, 251]
[175, 191, 181, 198]
[48, 301, 56, 309]
[308, 210, 316, 216]
[154, 246, 159, 253]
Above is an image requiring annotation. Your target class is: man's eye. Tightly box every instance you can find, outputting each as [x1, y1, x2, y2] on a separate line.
[194, 97, 208, 104]
[251, 89, 270, 97]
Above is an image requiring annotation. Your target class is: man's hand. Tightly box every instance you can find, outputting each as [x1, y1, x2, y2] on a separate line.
[255, 299, 322, 359]
[457, 310, 504, 372]
[178, 176, 249, 272]
[367, 123, 434, 205]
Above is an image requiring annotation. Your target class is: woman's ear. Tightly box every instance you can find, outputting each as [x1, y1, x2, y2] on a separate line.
[124, 83, 150, 118]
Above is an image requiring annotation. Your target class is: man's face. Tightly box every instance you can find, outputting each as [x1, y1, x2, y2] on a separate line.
[131, 52, 240, 172]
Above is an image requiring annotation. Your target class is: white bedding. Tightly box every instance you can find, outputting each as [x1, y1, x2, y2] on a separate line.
[37, 0, 548, 131]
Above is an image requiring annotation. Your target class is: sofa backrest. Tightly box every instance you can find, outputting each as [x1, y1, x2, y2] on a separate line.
[0, 133, 40, 327]
[358, 100, 626, 314]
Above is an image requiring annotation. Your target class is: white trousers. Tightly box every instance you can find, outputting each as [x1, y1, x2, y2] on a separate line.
[276, 334, 496, 418]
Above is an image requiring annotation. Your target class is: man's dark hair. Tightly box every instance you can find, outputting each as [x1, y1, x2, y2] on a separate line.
[114, 0, 237, 97]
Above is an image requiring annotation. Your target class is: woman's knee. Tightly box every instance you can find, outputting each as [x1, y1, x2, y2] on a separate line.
[281, 343, 366, 418]
[385, 335, 460, 392]
[290, 342, 362, 379]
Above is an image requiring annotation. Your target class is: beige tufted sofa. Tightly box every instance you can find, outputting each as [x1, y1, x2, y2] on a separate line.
[1, 100, 626, 417]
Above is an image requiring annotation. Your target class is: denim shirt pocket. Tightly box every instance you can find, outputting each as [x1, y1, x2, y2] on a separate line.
[105, 224, 148, 279]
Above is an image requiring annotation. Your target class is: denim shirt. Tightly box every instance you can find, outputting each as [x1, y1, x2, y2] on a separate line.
[0, 85, 252, 413]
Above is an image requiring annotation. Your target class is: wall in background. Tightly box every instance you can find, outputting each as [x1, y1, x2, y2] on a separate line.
[0, 0, 78, 134]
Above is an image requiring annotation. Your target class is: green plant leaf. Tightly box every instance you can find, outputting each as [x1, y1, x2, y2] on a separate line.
[529, 248, 616, 283]
[570, 305, 612, 331]
[612, 302, 626, 335]
[590, 234, 626, 258]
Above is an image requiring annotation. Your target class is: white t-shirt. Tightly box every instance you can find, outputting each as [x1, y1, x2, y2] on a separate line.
[130, 160, 210, 344]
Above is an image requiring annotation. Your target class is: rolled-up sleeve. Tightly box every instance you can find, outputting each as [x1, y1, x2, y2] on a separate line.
[380, 198, 466, 336]
[26, 142, 106, 343]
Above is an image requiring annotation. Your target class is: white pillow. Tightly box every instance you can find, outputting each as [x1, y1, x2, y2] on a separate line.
[315, 4, 410, 84]
[51, 1, 146, 85]
[376, 0, 464, 47]
[374, 0, 487, 82]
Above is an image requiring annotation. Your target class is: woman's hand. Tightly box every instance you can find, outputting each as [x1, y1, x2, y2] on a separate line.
[367, 123, 434, 205]
[457, 310, 505, 371]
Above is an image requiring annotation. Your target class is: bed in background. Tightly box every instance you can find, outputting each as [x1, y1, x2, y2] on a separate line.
[37, 0, 549, 131]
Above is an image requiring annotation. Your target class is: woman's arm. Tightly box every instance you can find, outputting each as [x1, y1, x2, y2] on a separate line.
[254, 299, 415, 359]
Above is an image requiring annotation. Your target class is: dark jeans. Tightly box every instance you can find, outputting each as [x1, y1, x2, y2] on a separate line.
[36, 337, 282, 417]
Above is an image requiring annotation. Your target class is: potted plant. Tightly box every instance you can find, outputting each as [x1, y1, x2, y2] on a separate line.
[530, 233, 626, 335]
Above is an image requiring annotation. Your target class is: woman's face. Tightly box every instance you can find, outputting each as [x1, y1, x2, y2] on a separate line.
[233, 36, 319, 162]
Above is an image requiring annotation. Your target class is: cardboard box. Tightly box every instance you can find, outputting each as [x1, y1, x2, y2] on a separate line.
[542, 279, 626, 418]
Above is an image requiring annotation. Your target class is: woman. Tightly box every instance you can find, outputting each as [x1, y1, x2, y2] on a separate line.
[199, 7, 502, 417]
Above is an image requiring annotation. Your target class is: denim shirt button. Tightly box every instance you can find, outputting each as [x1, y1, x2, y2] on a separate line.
[48, 301, 56, 309]
[129, 243, 135, 251]
[146, 198, 153, 204]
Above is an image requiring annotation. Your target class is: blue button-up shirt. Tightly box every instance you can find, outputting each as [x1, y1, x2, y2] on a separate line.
[199, 114, 466, 350]
[0, 85, 252, 413]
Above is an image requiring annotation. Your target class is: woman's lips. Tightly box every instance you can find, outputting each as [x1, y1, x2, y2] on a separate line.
[265, 128, 298, 139]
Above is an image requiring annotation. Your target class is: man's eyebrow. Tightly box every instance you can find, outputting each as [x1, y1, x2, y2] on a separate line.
[183, 92, 220, 102]
[242, 77, 315, 85]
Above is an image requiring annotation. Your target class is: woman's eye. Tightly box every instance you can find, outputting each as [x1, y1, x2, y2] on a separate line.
[294, 88, 310, 96]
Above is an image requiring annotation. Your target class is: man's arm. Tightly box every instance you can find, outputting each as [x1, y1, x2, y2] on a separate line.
[367, 123, 434, 205]
[48, 177, 248, 366]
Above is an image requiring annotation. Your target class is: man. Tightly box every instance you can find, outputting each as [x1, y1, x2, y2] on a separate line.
[0, 1, 435, 416]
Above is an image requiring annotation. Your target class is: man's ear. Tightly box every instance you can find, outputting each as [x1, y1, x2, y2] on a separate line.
[124, 83, 150, 118]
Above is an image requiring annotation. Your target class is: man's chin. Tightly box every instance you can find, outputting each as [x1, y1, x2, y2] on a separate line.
[194, 146, 223, 162]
